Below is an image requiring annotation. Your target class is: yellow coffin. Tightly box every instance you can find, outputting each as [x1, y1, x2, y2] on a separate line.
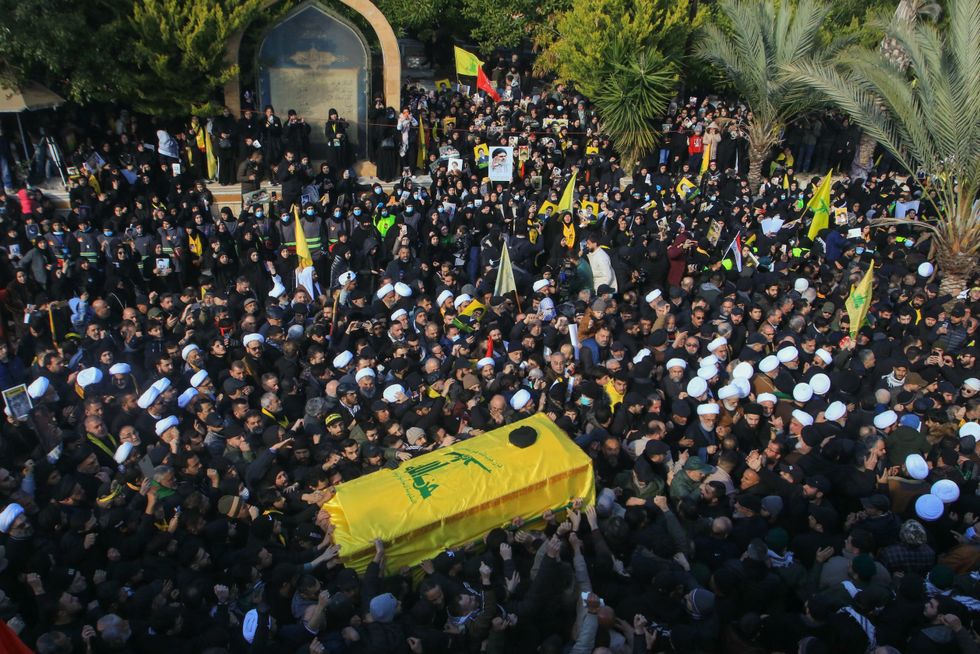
[324, 414, 595, 572]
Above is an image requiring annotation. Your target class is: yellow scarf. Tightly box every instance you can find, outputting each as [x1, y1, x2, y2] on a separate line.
[88, 432, 119, 460]
[262, 408, 288, 428]
[604, 380, 623, 411]
[562, 222, 576, 246]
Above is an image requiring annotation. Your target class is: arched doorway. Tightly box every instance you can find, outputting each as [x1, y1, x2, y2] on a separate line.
[224, 0, 401, 158]
[257, 2, 371, 159]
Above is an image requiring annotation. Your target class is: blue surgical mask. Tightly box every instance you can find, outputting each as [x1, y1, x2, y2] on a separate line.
[103, 230, 113, 237]
[579, 396, 593, 406]
[333, 210, 341, 217]
[374, 188, 382, 194]
[305, 209, 315, 216]
[353, 209, 362, 216]
[405, 207, 413, 214]
[856, 247, 865, 254]
[280, 215, 290, 223]
[255, 210, 264, 218]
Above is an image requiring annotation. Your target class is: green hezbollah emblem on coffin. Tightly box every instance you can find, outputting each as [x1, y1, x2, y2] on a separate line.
[323, 414, 595, 572]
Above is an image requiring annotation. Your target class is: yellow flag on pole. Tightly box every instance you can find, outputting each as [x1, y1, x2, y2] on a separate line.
[700, 143, 711, 174]
[494, 241, 517, 298]
[204, 120, 217, 180]
[294, 205, 313, 270]
[557, 171, 577, 212]
[806, 172, 832, 241]
[845, 261, 874, 337]
[454, 46, 483, 76]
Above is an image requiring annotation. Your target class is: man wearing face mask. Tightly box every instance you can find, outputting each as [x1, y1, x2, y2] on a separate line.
[299, 203, 324, 260]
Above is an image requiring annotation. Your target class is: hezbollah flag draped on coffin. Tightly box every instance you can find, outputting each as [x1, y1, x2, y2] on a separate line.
[324, 414, 595, 572]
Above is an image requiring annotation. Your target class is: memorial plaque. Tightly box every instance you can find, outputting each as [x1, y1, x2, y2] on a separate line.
[258, 2, 371, 160]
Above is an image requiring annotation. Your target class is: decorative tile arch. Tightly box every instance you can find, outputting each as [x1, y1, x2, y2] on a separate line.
[224, 0, 401, 115]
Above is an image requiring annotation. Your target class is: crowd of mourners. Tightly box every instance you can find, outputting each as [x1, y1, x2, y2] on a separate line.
[0, 49, 979, 654]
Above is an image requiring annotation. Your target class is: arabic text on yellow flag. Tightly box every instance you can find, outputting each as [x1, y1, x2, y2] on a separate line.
[557, 171, 577, 212]
[493, 241, 517, 297]
[324, 414, 596, 572]
[806, 171, 832, 241]
[845, 261, 874, 337]
[454, 46, 483, 77]
[294, 205, 314, 270]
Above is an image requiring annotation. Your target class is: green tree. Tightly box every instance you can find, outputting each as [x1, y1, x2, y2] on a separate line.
[533, 0, 694, 170]
[850, 0, 942, 177]
[790, 0, 980, 296]
[0, 0, 131, 103]
[536, 0, 695, 82]
[460, 0, 571, 53]
[695, 0, 843, 191]
[588, 42, 677, 169]
[126, 0, 264, 116]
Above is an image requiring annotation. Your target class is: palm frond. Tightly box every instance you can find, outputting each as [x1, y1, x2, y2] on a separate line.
[787, 0, 980, 284]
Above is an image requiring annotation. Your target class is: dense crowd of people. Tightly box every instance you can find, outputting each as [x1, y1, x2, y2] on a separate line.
[0, 50, 979, 654]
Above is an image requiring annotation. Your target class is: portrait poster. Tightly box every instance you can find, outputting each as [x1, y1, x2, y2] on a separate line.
[487, 146, 514, 182]
[517, 145, 530, 162]
[707, 219, 724, 247]
[435, 79, 451, 91]
[473, 143, 489, 169]
[580, 200, 600, 220]
[447, 158, 464, 175]
[3, 384, 32, 420]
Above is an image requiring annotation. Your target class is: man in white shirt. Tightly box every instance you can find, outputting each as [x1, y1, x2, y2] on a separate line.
[585, 234, 617, 293]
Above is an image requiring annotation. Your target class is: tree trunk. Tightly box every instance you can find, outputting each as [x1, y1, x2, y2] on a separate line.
[935, 249, 976, 298]
[747, 139, 769, 194]
[850, 132, 876, 178]
[850, 0, 927, 179]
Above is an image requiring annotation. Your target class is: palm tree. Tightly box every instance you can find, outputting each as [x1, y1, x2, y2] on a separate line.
[695, 0, 841, 191]
[850, 0, 942, 177]
[587, 41, 677, 171]
[791, 0, 980, 296]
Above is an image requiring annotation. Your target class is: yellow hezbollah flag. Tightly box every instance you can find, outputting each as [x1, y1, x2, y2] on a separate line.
[494, 241, 517, 297]
[205, 120, 217, 180]
[806, 171, 832, 241]
[557, 171, 577, 212]
[700, 143, 711, 174]
[845, 261, 874, 337]
[324, 414, 595, 572]
[454, 46, 483, 77]
[294, 205, 313, 270]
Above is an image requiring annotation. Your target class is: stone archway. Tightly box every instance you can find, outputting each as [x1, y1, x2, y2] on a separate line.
[223, 0, 401, 116]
